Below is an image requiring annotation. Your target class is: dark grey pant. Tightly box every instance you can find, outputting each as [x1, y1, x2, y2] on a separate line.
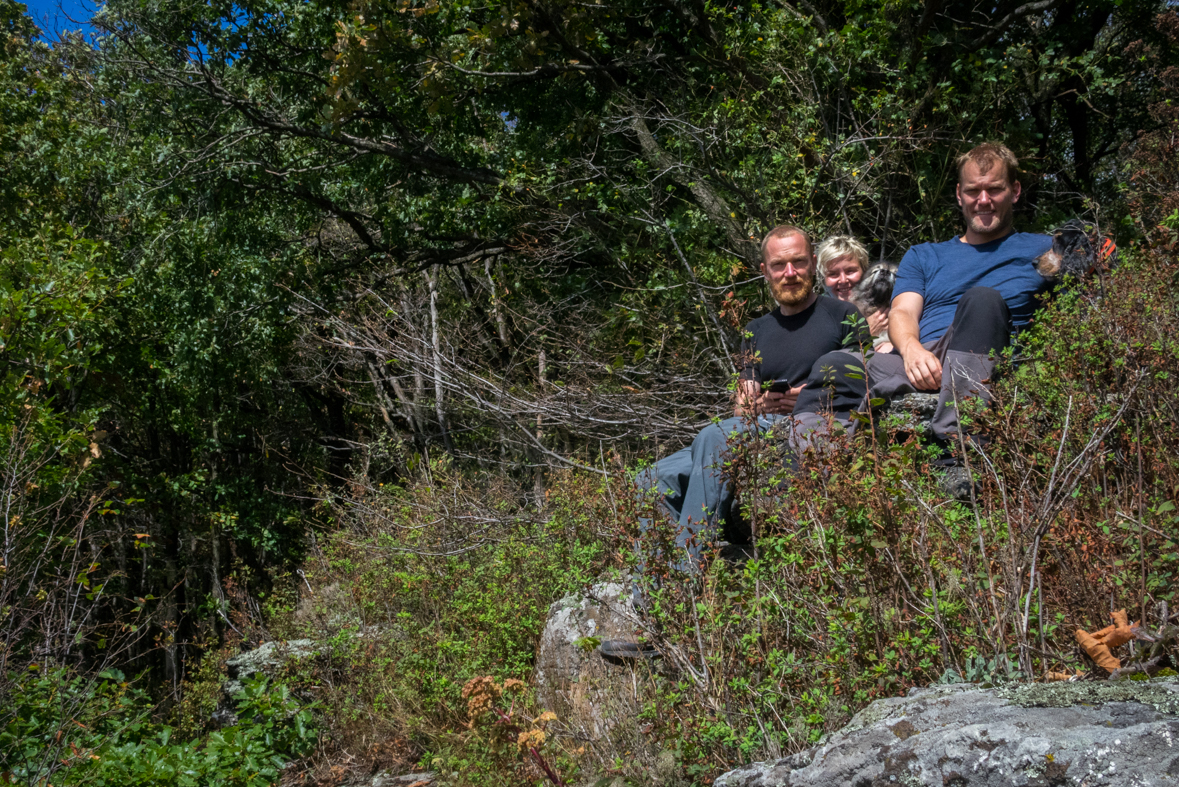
[867, 287, 1012, 443]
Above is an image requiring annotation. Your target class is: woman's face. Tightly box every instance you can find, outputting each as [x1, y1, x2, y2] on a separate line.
[824, 255, 864, 301]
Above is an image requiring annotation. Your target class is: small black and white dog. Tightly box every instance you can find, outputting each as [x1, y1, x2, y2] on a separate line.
[1034, 220, 1118, 283]
[850, 261, 898, 318]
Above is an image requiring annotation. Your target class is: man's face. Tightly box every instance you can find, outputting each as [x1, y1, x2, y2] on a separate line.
[956, 159, 1021, 242]
[761, 233, 816, 307]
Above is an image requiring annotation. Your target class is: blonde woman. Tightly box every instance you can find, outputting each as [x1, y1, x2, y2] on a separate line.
[816, 235, 891, 351]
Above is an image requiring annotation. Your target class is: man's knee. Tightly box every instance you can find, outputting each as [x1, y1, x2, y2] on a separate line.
[948, 287, 1011, 355]
[688, 422, 733, 470]
[796, 350, 867, 415]
[959, 286, 1006, 315]
[807, 350, 864, 386]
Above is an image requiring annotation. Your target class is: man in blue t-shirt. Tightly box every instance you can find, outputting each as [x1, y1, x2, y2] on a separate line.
[869, 142, 1052, 453]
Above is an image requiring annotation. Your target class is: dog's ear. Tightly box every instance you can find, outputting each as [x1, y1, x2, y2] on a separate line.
[1035, 247, 1063, 278]
[1059, 218, 1095, 235]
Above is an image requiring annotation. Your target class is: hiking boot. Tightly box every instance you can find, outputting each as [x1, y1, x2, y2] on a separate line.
[598, 640, 660, 663]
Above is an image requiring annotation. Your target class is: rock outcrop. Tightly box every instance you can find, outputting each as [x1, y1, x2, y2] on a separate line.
[212, 639, 321, 727]
[884, 392, 939, 436]
[534, 580, 652, 740]
[223, 638, 319, 697]
[715, 680, 1179, 786]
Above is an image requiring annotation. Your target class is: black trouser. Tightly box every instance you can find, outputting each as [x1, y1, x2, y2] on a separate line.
[940, 286, 1011, 356]
[794, 349, 871, 417]
[867, 286, 1012, 443]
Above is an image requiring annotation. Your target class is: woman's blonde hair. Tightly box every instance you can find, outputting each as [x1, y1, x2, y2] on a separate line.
[815, 235, 870, 281]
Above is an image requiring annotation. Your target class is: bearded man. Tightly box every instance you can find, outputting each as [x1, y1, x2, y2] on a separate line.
[631, 226, 869, 575]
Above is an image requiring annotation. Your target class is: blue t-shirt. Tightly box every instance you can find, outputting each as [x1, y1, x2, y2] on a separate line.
[894, 232, 1053, 343]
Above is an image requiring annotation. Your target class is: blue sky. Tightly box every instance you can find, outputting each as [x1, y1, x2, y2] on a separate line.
[21, 0, 103, 39]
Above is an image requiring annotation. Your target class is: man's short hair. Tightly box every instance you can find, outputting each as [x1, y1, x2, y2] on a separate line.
[815, 235, 869, 281]
[955, 142, 1020, 185]
[760, 225, 813, 263]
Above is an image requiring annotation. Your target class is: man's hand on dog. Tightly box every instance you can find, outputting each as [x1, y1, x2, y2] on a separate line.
[903, 346, 942, 391]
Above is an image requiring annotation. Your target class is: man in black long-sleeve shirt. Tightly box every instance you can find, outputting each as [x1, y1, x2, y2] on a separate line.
[601, 226, 871, 659]
[636, 225, 871, 572]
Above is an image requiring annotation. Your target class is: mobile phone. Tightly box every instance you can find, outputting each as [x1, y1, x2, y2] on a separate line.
[766, 379, 792, 394]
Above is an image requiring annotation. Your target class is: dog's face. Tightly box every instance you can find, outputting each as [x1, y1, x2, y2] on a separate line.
[850, 261, 898, 316]
[1034, 222, 1117, 281]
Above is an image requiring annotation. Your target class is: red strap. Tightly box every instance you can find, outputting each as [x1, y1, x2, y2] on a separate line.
[1086, 237, 1117, 275]
[1099, 237, 1117, 262]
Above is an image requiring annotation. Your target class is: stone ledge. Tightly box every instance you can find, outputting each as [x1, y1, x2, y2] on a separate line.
[715, 679, 1179, 786]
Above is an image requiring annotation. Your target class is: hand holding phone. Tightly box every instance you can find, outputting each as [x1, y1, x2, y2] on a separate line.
[758, 379, 803, 414]
[766, 378, 793, 394]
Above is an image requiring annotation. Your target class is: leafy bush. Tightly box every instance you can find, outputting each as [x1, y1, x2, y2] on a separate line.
[431, 676, 568, 786]
[0, 668, 315, 787]
[600, 242, 1179, 779]
[259, 461, 613, 782]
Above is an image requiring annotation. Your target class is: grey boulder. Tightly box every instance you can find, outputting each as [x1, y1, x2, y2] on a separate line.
[716, 680, 1179, 786]
[212, 638, 320, 727]
[223, 638, 319, 697]
[883, 392, 939, 436]
[534, 581, 650, 740]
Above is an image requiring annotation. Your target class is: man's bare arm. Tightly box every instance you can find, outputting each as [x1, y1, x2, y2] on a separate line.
[889, 292, 941, 391]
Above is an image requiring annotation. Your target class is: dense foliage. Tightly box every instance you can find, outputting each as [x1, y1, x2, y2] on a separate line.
[2, 0, 1179, 782]
[1, 668, 316, 785]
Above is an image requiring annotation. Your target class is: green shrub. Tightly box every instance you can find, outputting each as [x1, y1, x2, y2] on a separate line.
[606, 244, 1179, 779]
[266, 462, 612, 780]
[0, 667, 316, 787]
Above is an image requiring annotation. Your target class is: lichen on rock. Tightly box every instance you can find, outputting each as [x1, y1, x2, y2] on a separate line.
[714, 679, 1179, 786]
[999, 676, 1179, 714]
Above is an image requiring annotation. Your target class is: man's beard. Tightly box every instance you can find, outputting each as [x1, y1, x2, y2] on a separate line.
[769, 272, 815, 307]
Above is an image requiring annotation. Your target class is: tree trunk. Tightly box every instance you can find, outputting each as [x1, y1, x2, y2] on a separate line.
[427, 267, 453, 453]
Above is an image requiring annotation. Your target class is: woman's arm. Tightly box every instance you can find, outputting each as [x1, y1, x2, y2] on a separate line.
[867, 308, 889, 337]
[868, 309, 893, 353]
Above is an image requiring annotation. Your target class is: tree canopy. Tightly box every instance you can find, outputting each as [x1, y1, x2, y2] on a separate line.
[1, 0, 1177, 717]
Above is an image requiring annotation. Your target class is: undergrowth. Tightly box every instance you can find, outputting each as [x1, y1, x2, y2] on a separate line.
[0, 669, 316, 786]
[167, 240, 1179, 787]
[256, 462, 613, 783]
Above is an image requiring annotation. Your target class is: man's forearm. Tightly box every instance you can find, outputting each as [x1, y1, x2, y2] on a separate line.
[734, 379, 759, 417]
[889, 310, 923, 358]
[889, 295, 942, 390]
